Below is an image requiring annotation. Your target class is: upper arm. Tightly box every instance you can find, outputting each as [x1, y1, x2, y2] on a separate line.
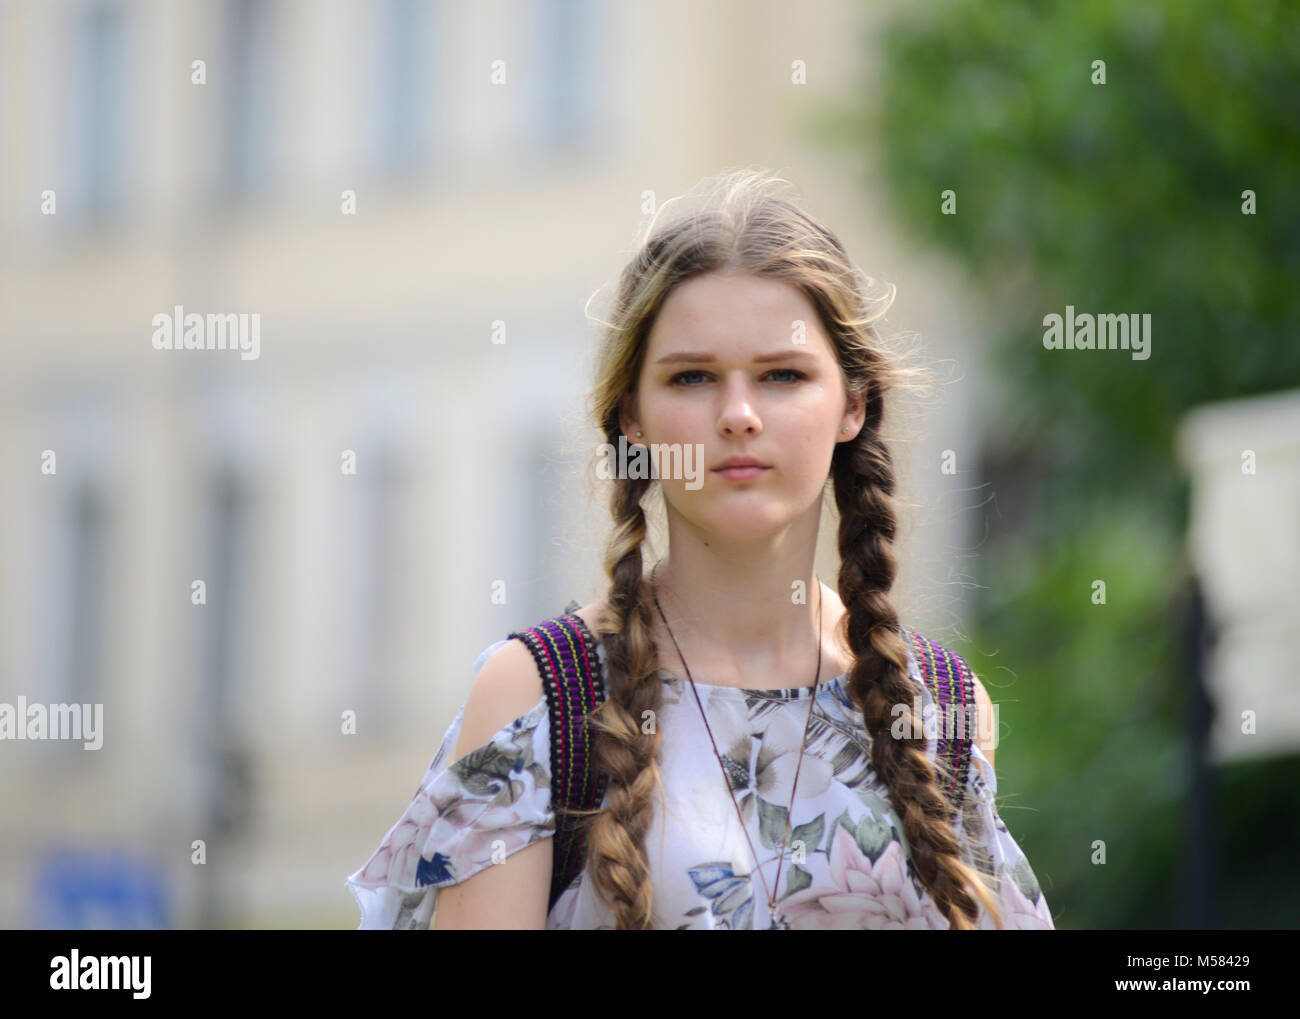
[434, 837, 553, 930]
[436, 638, 552, 929]
[451, 638, 547, 761]
[971, 672, 995, 770]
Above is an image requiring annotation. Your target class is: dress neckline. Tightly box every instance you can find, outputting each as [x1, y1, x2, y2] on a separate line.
[656, 669, 848, 699]
[572, 612, 852, 700]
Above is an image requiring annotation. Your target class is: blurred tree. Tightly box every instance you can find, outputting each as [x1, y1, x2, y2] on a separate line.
[822, 0, 1300, 927]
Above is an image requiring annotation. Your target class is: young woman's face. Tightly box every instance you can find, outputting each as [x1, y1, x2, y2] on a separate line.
[622, 269, 864, 542]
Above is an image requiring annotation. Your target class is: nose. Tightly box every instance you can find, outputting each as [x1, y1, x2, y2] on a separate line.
[716, 375, 762, 437]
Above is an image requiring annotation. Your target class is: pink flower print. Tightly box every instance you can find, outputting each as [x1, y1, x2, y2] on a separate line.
[988, 867, 1055, 930]
[779, 825, 949, 930]
[362, 809, 425, 888]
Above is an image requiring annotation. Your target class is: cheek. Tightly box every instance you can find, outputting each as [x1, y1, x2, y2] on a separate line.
[790, 423, 831, 458]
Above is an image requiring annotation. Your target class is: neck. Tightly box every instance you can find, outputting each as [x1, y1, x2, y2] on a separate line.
[650, 514, 830, 679]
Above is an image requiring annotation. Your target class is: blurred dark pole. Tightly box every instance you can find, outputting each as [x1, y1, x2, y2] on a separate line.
[1182, 570, 1217, 929]
[197, 467, 256, 929]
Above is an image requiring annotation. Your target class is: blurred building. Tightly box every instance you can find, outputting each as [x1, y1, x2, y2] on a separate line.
[1177, 388, 1300, 765]
[0, 0, 993, 928]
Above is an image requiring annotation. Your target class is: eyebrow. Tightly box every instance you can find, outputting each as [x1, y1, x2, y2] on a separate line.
[654, 350, 818, 364]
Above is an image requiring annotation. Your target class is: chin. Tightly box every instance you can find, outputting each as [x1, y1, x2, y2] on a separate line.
[687, 504, 794, 540]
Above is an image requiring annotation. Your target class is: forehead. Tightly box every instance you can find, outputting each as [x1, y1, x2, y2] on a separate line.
[646, 271, 831, 359]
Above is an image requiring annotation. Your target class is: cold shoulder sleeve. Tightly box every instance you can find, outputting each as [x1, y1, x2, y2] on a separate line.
[958, 745, 1056, 930]
[344, 639, 554, 930]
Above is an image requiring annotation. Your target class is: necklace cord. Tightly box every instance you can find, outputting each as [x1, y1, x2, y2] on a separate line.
[649, 559, 823, 928]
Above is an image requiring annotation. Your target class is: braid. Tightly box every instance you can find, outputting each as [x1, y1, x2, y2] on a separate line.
[833, 380, 1004, 930]
[578, 166, 1005, 929]
[580, 467, 666, 929]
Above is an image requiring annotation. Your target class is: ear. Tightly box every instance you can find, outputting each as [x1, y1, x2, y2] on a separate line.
[839, 389, 867, 441]
[618, 394, 642, 443]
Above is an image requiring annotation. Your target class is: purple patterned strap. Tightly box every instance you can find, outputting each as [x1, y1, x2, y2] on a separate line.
[904, 628, 977, 820]
[505, 613, 977, 914]
[507, 609, 609, 913]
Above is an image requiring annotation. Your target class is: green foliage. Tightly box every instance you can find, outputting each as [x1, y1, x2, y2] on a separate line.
[869, 0, 1300, 492]
[972, 504, 1187, 928]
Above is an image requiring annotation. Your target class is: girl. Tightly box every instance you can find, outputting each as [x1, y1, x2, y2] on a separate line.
[346, 169, 1055, 930]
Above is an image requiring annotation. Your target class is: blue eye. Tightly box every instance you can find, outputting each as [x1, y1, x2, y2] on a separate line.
[670, 369, 805, 385]
[670, 371, 709, 385]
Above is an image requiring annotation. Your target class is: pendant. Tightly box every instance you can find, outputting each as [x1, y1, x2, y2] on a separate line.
[767, 911, 790, 930]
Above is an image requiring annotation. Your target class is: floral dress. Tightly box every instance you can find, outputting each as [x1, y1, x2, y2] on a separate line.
[346, 634, 1055, 930]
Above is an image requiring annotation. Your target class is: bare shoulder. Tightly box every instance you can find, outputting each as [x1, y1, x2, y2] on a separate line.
[570, 599, 610, 636]
[457, 599, 612, 762]
[969, 671, 996, 769]
[452, 636, 547, 761]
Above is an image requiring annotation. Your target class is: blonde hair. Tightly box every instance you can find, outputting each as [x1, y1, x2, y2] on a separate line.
[564, 168, 1003, 929]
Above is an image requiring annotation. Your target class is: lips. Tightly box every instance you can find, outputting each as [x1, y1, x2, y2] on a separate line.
[713, 462, 769, 481]
[713, 457, 768, 471]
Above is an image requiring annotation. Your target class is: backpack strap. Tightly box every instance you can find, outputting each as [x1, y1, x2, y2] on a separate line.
[902, 627, 977, 821]
[507, 604, 609, 914]
[505, 613, 978, 913]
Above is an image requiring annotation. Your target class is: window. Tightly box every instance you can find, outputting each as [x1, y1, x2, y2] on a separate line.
[519, 425, 565, 628]
[70, 0, 130, 223]
[371, 0, 434, 177]
[193, 461, 257, 857]
[31, 398, 114, 770]
[198, 463, 253, 738]
[530, 0, 595, 151]
[340, 444, 407, 739]
[220, 0, 275, 201]
[41, 478, 109, 715]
